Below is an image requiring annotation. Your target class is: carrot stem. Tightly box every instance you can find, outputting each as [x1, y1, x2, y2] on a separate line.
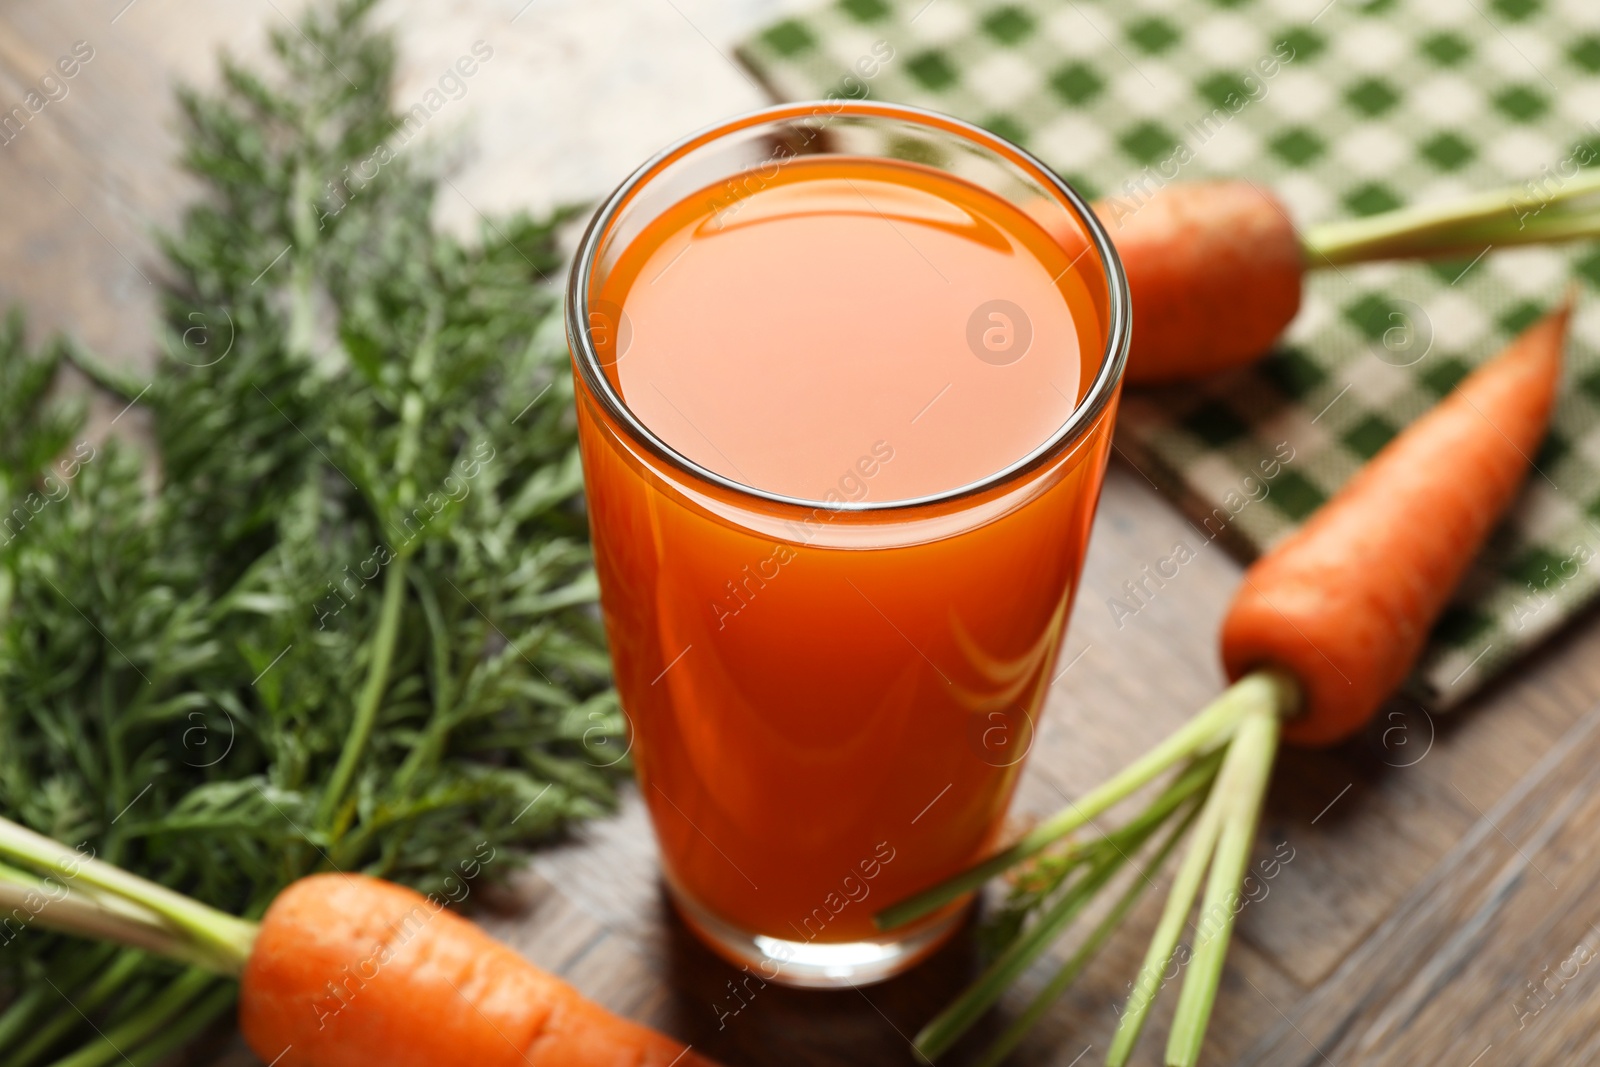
[1165, 706, 1279, 1067]
[0, 944, 122, 1065]
[316, 554, 410, 833]
[0, 816, 256, 976]
[1302, 170, 1600, 265]
[971, 801, 1203, 1067]
[106, 984, 236, 1067]
[1105, 747, 1235, 1067]
[913, 753, 1222, 1060]
[0, 863, 211, 972]
[913, 827, 1152, 1060]
[0, 990, 52, 1060]
[876, 671, 1293, 932]
[40, 969, 217, 1067]
[5, 951, 146, 1067]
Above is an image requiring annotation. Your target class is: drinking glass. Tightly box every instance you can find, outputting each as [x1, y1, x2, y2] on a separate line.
[566, 100, 1129, 987]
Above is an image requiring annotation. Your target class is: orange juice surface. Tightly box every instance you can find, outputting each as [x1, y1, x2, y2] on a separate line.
[575, 156, 1115, 950]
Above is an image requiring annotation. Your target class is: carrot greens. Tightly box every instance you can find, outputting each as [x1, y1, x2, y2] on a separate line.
[886, 673, 1293, 1066]
[0, 2, 621, 1062]
[1302, 169, 1600, 265]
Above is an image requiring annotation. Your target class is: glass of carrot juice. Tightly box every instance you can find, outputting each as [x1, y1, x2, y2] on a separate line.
[566, 101, 1129, 987]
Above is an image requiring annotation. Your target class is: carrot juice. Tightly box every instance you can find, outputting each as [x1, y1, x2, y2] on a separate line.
[567, 103, 1129, 986]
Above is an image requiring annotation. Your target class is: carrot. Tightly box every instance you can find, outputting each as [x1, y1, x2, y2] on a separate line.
[0, 818, 718, 1067]
[1041, 171, 1600, 384]
[241, 874, 717, 1067]
[1221, 303, 1570, 745]
[884, 302, 1572, 1067]
[1092, 182, 1303, 385]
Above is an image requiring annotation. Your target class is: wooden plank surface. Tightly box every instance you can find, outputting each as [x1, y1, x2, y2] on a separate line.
[6, 3, 1600, 1066]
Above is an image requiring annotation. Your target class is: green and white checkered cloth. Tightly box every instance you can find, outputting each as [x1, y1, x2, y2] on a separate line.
[739, 0, 1600, 708]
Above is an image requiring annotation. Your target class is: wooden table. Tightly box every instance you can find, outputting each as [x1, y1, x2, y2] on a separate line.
[7, 2, 1600, 1064]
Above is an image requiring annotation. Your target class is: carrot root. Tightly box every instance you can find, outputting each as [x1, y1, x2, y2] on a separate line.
[1222, 303, 1572, 745]
[1088, 181, 1305, 385]
[240, 873, 716, 1067]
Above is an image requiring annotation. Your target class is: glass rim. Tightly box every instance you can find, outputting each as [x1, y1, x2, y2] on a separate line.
[566, 99, 1131, 515]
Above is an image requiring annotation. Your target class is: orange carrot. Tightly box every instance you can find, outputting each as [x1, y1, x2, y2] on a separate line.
[1090, 182, 1303, 385]
[0, 815, 719, 1067]
[1041, 173, 1600, 385]
[1221, 304, 1571, 745]
[240, 874, 717, 1067]
[891, 304, 1574, 1067]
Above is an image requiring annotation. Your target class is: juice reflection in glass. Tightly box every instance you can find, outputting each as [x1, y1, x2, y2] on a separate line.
[566, 102, 1129, 987]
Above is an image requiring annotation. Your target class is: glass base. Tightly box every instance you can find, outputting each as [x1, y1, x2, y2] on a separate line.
[666, 879, 969, 989]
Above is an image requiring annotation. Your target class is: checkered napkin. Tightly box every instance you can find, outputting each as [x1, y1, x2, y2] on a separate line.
[738, 0, 1600, 708]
